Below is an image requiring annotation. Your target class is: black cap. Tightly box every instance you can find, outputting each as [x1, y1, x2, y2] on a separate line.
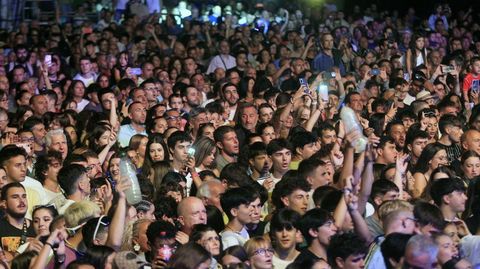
[412, 70, 427, 83]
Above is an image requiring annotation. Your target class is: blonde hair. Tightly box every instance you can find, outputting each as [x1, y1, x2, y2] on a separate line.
[121, 219, 153, 251]
[378, 200, 413, 223]
[244, 236, 272, 258]
[64, 200, 101, 228]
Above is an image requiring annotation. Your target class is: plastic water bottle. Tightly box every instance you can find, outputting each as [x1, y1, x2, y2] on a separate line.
[340, 106, 368, 153]
[119, 154, 142, 204]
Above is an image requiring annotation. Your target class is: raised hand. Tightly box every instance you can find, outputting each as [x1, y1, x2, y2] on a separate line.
[396, 152, 410, 174]
[344, 191, 359, 212]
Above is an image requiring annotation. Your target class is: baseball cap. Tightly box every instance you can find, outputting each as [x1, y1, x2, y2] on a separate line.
[412, 70, 427, 83]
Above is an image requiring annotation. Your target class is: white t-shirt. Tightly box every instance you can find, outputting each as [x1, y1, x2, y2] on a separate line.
[220, 227, 249, 250]
[272, 254, 298, 269]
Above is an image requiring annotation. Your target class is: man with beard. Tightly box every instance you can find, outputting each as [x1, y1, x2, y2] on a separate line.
[7, 45, 34, 77]
[386, 121, 406, 152]
[118, 101, 147, 147]
[181, 85, 201, 113]
[0, 183, 37, 259]
[213, 126, 239, 172]
[23, 117, 47, 156]
[235, 102, 258, 148]
[220, 83, 239, 121]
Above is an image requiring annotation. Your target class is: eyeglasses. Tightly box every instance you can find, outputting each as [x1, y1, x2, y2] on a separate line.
[253, 248, 274, 256]
[93, 215, 110, 241]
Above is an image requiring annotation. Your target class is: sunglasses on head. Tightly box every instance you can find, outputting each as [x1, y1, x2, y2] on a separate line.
[93, 215, 111, 241]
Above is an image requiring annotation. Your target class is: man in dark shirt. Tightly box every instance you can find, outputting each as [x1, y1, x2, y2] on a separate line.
[437, 114, 463, 163]
[294, 208, 337, 263]
[0, 182, 36, 260]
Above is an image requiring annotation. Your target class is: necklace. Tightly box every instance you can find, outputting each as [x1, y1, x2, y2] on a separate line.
[20, 219, 28, 245]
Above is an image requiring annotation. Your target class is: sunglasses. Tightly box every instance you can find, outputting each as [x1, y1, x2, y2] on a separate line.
[93, 215, 111, 241]
[33, 204, 56, 211]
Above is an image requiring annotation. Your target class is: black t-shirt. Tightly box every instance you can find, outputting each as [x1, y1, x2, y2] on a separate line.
[0, 218, 36, 254]
[246, 221, 267, 237]
[294, 249, 323, 264]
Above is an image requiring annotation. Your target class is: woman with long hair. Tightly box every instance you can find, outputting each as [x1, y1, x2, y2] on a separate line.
[96, 73, 111, 89]
[461, 151, 480, 184]
[66, 80, 90, 112]
[151, 160, 171, 192]
[191, 224, 222, 269]
[113, 51, 130, 83]
[142, 134, 169, 179]
[84, 122, 117, 166]
[192, 137, 218, 175]
[406, 34, 427, 75]
[412, 143, 449, 198]
[127, 134, 148, 169]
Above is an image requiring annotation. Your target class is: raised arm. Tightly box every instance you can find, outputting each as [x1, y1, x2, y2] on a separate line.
[106, 180, 128, 250]
[32, 229, 68, 269]
[345, 190, 374, 244]
[279, 9, 289, 34]
[338, 130, 361, 189]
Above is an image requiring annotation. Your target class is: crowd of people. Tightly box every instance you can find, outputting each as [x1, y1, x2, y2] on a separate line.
[0, 0, 479, 268]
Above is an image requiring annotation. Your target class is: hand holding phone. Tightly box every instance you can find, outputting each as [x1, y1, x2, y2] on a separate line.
[299, 78, 310, 94]
[441, 65, 455, 73]
[318, 83, 329, 102]
[44, 55, 52, 67]
[370, 69, 380, 76]
[130, 68, 142, 76]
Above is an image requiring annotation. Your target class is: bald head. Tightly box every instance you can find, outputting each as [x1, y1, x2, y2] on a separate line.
[177, 196, 207, 234]
[462, 129, 480, 155]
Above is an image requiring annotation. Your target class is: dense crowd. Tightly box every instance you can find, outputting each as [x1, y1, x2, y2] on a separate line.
[0, 1, 479, 269]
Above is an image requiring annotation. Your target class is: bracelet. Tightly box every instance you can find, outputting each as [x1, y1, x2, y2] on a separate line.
[343, 188, 352, 194]
[45, 242, 54, 249]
